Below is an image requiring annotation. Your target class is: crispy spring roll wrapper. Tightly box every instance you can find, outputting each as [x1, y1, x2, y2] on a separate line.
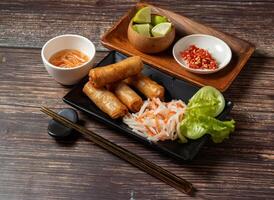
[83, 82, 128, 119]
[124, 74, 165, 100]
[107, 82, 143, 113]
[89, 56, 143, 88]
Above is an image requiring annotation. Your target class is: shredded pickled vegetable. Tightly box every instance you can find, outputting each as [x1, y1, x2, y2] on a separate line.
[123, 98, 186, 142]
[49, 49, 89, 68]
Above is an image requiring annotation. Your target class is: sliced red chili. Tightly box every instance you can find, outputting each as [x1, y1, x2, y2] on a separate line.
[180, 45, 217, 70]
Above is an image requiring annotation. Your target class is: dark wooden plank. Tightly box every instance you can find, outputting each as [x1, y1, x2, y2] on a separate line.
[0, 47, 273, 199]
[0, 0, 274, 57]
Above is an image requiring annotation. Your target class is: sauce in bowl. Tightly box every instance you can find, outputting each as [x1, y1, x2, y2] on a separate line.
[49, 49, 89, 68]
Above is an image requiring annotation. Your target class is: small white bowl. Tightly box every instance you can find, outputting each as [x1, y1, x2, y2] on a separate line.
[41, 34, 96, 85]
[172, 34, 232, 74]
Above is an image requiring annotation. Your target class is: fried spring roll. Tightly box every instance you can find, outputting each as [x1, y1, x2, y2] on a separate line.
[124, 74, 165, 100]
[89, 56, 143, 88]
[107, 82, 143, 113]
[83, 82, 127, 119]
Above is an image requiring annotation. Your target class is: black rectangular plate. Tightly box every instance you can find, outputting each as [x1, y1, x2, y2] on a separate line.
[63, 51, 233, 161]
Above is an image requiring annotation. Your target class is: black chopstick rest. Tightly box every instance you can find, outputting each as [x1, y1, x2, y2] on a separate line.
[48, 108, 78, 138]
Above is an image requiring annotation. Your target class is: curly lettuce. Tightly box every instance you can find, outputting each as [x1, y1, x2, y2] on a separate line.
[179, 86, 235, 143]
[180, 114, 235, 143]
[187, 86, 225, 117]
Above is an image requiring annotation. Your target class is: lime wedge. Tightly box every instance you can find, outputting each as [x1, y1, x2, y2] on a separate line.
[133, 7, 151, 23]
[151, 22, 172, 37]
[151, 15, 168, 25]
[132, 25, 138, 32]
[132, 24, 151, 37]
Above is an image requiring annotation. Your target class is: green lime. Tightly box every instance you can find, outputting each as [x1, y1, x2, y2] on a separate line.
[133, 7, 151, 23]
[132, 25, 138, 32]
[132, 24, 151, 37]
[151, 22, 172, 37]
[151, 15, 168, 25]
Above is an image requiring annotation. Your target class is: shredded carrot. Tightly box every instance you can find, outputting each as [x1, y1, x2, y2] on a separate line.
[123, 98, 186, 142]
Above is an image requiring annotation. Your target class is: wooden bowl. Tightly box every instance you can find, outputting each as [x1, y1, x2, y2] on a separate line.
[127, 20, 175, 54]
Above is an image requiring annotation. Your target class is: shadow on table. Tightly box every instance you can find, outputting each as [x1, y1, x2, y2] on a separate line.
[224, 51, 267, 98]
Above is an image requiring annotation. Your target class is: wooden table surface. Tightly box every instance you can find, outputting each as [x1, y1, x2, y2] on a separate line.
[0, 0, 273, 199]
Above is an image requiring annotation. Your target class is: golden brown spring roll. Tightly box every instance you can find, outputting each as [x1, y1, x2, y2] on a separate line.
[107, 82, 143, 113]
[89, 56, 143, 88]
[83, 82, 128, 119]
[124, 74, 165, 100]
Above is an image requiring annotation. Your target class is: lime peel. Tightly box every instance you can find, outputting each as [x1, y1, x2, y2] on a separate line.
[151, 22, 172, 37]
[151, 15, 168, 25]
[132, 24, 151, 37]
[133, 7, 151, 23]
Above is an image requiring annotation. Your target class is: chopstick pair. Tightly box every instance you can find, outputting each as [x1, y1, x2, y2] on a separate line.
[41, 106, 194, 195]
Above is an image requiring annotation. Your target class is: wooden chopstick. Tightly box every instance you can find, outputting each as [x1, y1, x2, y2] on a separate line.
[41, 106, 194, 195]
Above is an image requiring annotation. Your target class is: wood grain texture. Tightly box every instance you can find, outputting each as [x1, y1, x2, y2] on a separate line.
[0, 48, 273, 199]
[0, 0, 274, 57]
[0, 0, 274, 199]
[101, 2, 255, 92]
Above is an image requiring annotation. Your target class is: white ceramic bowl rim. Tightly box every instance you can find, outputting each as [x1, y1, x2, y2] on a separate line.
[172, 34, 232, 74]
[41, 34, 96, 71]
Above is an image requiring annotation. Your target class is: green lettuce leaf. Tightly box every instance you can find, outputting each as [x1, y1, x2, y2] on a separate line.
[180, 114, 235, 143]
[187, 86, 225, 117]
[178, 86, 235, 143]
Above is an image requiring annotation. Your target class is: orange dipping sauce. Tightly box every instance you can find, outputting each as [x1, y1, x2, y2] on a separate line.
[49, 49, 89, 68]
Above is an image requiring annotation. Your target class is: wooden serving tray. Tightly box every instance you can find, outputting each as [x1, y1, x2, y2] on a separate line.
[101, 3, 255, 92]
